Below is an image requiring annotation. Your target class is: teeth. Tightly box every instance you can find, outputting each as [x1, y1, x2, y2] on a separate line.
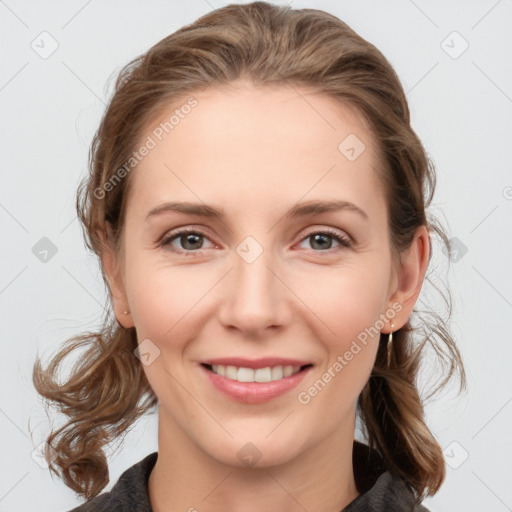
[226, 365, 238, 380]
[271, 366, 283, 380]
[255, 367, 271, 382]
[214, 364, 225, 377]
[237, 367, 254, 382]
[210, 365, 302, 382]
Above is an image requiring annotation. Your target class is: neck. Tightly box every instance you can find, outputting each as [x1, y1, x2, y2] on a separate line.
[148, 408, 360, 512]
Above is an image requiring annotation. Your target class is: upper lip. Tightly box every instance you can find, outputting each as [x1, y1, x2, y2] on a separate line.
[201, 357, 313, 369]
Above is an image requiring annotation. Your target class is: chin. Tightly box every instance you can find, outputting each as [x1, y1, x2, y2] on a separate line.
[202, 430, 309, 470]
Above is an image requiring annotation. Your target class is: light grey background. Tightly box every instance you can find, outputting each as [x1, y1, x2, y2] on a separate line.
[1, 1, 511, 511]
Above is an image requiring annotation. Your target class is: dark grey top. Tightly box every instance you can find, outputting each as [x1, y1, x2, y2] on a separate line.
[68, 441, 430, 511]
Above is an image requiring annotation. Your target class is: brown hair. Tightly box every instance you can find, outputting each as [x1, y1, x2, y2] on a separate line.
[33, 1, 466, 503]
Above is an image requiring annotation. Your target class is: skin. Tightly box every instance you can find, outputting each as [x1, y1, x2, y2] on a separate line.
[102, 82, 430, 512]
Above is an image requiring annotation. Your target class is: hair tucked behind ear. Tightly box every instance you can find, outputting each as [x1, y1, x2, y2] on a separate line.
[33, 0, 466, 500]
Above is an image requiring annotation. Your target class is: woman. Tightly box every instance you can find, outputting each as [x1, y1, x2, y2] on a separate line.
[33, 2, 466, 511]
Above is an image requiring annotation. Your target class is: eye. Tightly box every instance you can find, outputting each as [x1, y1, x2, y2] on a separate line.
[159, 228, 215, 255]
[297, 228, 352, 252]
[159, 226, 352, 256]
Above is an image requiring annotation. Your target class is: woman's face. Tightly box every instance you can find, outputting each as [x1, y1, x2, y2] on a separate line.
[109, 83, 410, 468]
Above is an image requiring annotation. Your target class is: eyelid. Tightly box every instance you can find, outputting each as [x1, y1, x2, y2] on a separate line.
[158, 225, 352, 255]
[297, 226, 352, 250]
[159, 226, 217, 254]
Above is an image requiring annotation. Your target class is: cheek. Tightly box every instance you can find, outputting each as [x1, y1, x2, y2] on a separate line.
[295, 289, 383, 420]
[292, 259, 390, 341]
[291, 262, 388, 404]
[124, 257, 209, 407]
[124, 248, 209, 340]
[125, 246, 391, 351]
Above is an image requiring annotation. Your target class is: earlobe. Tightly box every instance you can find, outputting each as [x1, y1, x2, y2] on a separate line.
[98, 227, 134, 329]
[385, 225, 430, 332]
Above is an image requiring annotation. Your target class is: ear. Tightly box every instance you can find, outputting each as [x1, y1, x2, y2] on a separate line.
[383, 225, 430, 333]
[98, 225, 134, 329]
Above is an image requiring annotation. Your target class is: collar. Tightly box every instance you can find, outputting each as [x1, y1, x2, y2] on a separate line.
[70, 440, 428, 511]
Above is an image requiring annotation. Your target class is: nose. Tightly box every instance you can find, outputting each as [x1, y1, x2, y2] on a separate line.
[217, 245, 291, 337]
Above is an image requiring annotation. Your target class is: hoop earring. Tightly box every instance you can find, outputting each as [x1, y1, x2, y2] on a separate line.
[387, 323, 395, 367]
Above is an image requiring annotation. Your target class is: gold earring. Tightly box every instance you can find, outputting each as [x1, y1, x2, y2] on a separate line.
[387, 323, 395, 367]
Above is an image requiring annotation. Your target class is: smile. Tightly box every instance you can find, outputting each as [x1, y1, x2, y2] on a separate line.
[200, 362, 313, 404]
[205, 364, 306, 383]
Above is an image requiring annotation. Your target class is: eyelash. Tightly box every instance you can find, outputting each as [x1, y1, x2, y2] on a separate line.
[158, 227, 352, 256]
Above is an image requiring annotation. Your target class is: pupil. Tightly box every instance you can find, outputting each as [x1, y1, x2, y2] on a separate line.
[311, 234, 331, 250]
[182, 233, 202, 250]
[179, 233, 333, 251]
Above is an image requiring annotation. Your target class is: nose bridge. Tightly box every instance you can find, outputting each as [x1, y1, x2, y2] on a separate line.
[218, 235, 287, 333]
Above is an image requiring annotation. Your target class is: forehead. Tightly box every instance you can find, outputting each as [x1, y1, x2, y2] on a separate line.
[126, 83, 385, 221]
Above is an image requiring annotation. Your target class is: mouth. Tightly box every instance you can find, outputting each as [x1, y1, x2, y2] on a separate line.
[201, 363, 313, 383]
[199, 362, 314, 404]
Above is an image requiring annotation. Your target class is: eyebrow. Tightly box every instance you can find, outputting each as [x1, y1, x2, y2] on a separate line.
[146, 199, 368, 222]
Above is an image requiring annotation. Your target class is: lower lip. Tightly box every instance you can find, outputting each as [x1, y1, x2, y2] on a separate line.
[200, 364, 312, 404]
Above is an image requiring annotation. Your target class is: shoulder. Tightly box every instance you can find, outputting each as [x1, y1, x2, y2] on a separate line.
[359, 471, 431, 511]
[344, 440, 431, 512]
[67, 452, 158, 512]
